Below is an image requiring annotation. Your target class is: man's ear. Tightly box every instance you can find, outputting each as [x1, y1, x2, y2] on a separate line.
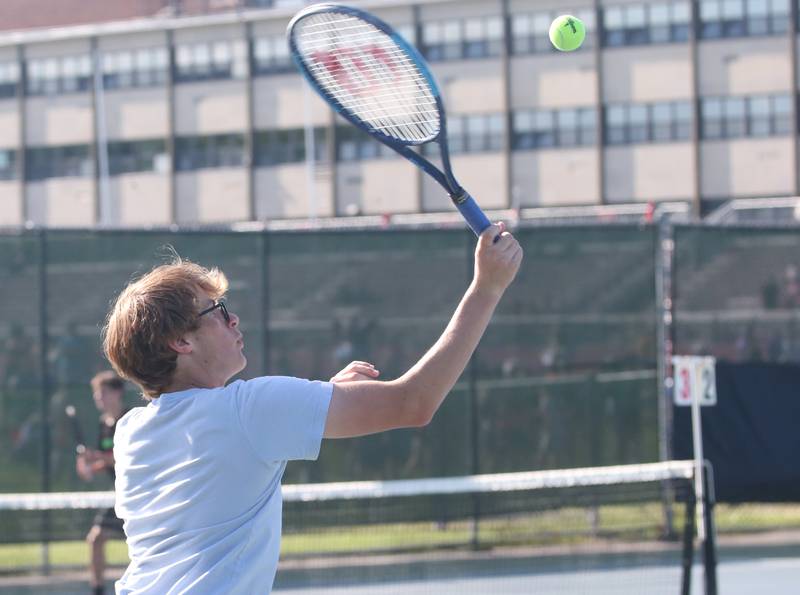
[167, 335, 194, 355]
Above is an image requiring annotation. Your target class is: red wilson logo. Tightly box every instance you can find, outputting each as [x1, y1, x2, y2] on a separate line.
[311, 46, 400, 96]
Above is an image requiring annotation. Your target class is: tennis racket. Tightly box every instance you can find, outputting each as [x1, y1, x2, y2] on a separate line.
[65, 405, 87, 455]
[287, 3, 492, 237]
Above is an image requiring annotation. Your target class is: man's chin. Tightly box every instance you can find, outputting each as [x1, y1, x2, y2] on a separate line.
[225, 357, 248, 385]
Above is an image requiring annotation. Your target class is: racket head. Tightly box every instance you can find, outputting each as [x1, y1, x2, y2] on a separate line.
[287, 3, 443, 147]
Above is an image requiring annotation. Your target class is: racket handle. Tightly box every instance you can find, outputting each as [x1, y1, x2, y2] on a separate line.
[452, 191, 491, 237]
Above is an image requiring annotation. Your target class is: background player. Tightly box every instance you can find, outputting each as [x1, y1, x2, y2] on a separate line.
[75, 371, 128, 595]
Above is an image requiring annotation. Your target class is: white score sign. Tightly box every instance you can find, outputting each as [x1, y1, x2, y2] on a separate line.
[672, 355, 717, 407]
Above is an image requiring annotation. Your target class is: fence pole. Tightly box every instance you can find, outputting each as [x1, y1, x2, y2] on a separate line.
[37, 228, 51, 574]
[467, 230, 481, 549]
[655, 214, 676, 538]
[259, 231, 270, 375]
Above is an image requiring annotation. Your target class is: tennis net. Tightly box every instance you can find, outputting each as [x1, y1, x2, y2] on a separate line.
[0, 461, 713, 593]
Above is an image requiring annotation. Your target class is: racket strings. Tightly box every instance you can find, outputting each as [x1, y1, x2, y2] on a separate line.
[299, 19, 434, 137]
[294, 13, 440, 143]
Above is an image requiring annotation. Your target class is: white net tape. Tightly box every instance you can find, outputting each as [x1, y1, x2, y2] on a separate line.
[0, 461, 694, 510]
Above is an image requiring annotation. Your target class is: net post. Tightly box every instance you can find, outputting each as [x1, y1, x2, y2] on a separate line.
[701, 461, 719, 595]
[680, 491, 696, 595]
[469, 495, 480, 551]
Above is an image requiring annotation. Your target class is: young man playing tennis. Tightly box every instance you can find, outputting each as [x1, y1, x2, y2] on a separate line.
[104, 223, 521, 593]
[75, 371, 128, 595]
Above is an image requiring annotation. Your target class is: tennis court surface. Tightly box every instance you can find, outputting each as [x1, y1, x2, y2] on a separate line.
[279, 557, 800, 595]
[1, 554, 798, 594]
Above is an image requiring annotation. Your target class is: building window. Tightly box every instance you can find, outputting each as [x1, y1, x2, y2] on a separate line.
[700, 0, 789, 39]
[394, 24, 417, 46]
[422, 114, 504, 155]
[602, 2, 690, 47]
[107, 139, 168, 175]
[511, 9, 596, 54]
[463, 17, 504, 58]
[604, 101, 693, 145]
[447, 114, 505, 154]
[174, 41, 247, 83]
[102, 48, 168, 89]
[513, 108, 596, 149]
[255, 127, 327, 165]
[252, 36, 293, 75]
[421, 17, 503, 61]
[175, 134, 245, 171]
[25, 145, 91, 181]
[336, 126, 395, 161]
[0, 149, 17, 180]
[0, 62, 19, 99]
[701, 94, 792, 139]
[26, 55, 91, 96]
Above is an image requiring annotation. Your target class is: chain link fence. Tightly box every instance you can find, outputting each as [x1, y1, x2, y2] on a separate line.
[0, 225, 659, 494]
[1, 221, 800, 564]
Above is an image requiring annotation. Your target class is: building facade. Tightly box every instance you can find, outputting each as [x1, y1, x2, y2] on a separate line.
[0, 0, 797, 227]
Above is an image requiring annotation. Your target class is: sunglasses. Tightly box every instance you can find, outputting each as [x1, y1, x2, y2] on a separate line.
[198, 300, 230, 324]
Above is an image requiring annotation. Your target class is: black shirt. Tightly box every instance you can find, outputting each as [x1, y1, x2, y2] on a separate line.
[97, 409, 127, 479]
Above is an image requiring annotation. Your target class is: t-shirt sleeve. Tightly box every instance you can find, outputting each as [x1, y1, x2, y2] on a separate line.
[233, 376, 333, 462]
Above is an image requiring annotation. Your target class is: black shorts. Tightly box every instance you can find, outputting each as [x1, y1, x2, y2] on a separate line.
[93, 507, 125, 536]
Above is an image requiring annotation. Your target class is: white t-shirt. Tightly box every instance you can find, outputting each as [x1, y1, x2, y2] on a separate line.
[113, 376, 333, 594]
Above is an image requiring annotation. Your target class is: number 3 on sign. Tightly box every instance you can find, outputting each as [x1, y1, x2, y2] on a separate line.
[672, 356, 717, 407]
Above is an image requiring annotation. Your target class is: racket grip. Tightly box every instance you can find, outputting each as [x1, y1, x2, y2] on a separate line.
[452, 192, 491, 237]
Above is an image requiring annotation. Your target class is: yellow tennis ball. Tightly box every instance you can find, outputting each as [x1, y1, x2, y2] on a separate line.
[549, 15, 586, 52]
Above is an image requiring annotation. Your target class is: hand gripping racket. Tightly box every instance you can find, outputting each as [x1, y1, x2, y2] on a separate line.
[287, 3, 492, 237]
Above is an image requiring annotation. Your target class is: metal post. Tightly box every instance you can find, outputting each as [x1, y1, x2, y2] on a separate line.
[92, 38, 113, 226]
[702, 461, 719, 595]
[37, 229, 51, 574]
[686, 366, 719, 595]
[680, 494, 696, 595]
[259, 231, 270, 375]
[16, 44, 26, 223]
[655, 212, 676, 537]
[244, 22, 257, 221]
[500, 0, 512, 209]
[166, 31, 177, 224]
[593, 0, 606, 203]
[467, 231, 481, 549]
[689, 0, 702, 217]
[412, 4, 424, 214]
[690, 371, 706, 543]
[790, 0, 800, 195]
[302, 84, 318, 221]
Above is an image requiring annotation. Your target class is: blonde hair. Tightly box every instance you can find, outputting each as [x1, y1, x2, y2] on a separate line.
[103, 258, 228, 400]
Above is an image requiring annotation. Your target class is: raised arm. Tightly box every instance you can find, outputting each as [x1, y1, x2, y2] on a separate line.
[324, 222, 522, 439]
